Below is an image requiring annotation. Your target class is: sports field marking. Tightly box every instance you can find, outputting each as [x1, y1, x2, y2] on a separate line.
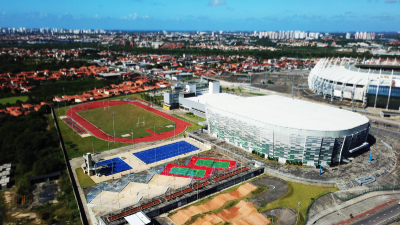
[169, 167, 206, 178]
[195, 159, 230, 169]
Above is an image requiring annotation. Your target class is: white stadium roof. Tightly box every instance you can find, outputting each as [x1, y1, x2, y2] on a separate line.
[205, 95, 369, 137]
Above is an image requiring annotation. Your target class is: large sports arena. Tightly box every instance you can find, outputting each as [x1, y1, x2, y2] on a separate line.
[205, 95, 370, 166]
[309, 57, 400, 109]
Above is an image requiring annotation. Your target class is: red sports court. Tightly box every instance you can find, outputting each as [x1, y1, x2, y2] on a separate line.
[187, 156, 237, 171]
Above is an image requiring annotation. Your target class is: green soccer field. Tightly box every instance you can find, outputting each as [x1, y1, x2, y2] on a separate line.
[169, 167, 206, 178]
[76, 104, 175, 137]
[195, 159, 230, 169]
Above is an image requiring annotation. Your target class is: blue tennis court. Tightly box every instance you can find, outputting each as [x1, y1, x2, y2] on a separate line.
[133, 141, 198, 164]
[95, 158, 132, 176]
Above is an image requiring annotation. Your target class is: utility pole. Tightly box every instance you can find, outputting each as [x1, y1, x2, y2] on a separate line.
[292, 76, 294, 99]
[112, 113, 116, 143]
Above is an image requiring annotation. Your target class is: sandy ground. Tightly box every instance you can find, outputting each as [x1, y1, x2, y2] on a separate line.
[170, 183, 257, 225]
[10, 212, 41, 224]
[4, 190, 12, 204]
[87, 138, 211, 183]
[193, 200, 271, 225]
[88, 174, 190, 209]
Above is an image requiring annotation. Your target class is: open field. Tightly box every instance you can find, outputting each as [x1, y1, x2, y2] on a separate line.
[55, 106, 130, 158]
[0, 96, 28, 104]
[257, 181, 338, 224]
[172, 114, 202, 132]
[184, 113, 206, 122]
[77, 103, 175, 137]
[75, 168, 96, 188]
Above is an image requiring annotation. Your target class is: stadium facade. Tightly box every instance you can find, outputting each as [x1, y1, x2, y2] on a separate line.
[309, 57, 400, 109]
[205, 95, 370, 167]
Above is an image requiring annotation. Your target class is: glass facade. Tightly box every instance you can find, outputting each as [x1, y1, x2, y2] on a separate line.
[207, 105, 369, 166]
[367, 85, 400, 110]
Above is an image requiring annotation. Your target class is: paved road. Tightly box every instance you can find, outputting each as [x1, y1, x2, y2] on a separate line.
[352, 203, 400, 225]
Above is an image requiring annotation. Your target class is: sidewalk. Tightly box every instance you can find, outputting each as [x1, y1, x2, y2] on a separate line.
[306, 190, 400, 225]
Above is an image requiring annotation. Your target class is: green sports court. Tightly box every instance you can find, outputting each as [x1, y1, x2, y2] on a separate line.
[169, 167, 206, 178]
[195, 159, 230, 169]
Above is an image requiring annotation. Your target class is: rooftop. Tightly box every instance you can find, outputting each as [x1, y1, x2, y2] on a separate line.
[205, 95, 369, 137]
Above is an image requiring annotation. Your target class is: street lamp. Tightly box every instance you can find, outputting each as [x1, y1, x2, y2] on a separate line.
[132, 130, 135, 151]
[112, 113, 116, 143]
[271, 210, 274, 224]
[296, 202, 301, 225]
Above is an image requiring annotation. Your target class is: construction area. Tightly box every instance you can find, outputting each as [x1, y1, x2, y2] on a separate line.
[75, 135, 262, 225]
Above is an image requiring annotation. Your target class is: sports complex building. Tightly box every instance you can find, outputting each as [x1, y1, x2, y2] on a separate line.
[204, 95, 370, 167]
[309, 57, 400, 109]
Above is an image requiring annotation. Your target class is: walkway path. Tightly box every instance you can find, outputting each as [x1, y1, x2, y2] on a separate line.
[306, 191, 400, 225]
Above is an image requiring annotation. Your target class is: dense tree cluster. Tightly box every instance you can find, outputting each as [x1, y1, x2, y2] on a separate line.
[0, 55, 95, 74]
[0, 77, 123, 103]
[0, 108, 64, 194]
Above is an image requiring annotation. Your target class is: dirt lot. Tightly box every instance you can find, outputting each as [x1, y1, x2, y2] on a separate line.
[193, 200, 271, 225]
[169, 183, 257, 225]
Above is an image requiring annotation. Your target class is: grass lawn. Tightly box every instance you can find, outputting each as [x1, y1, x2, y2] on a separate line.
[77, 103, 175, 137]
[257, 181, 338, 225]
[55, 106, 131, 158]
[0, 96, 29, 104]
[248, 92, 266, 96]
[172, 114, 202, 132]
[221, 86, 266, 96]
[154, 126, 175, 133]
[184, 113, 206, 122]
[75, 168, 96, 188]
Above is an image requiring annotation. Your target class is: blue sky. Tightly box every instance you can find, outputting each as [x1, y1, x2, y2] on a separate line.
[0, 0, 399, 31]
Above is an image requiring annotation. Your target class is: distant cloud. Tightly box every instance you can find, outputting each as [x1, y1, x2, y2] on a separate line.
[384, 0, 397, 3]
[303, 14, 316, 19]
[208, 0, 226, 6]
[129, 13, 138, 20]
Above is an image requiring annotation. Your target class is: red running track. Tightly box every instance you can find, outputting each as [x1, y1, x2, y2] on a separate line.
[65, 101, 192, 143]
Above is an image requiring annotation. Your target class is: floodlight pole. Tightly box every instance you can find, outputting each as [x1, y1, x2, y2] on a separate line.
[132, 130, 135, 151]
[71, 105, 74, 134]
[112, 113, 116, 143]
[58, 101, 60, 119]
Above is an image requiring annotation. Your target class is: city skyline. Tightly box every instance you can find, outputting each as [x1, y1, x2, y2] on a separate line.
[0, 0, 399, 31]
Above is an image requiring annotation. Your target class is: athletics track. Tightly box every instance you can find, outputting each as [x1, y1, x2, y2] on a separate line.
[65, 100, 192, 143]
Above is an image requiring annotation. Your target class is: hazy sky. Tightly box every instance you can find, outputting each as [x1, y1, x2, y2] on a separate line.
[0, 0, 399, 31]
